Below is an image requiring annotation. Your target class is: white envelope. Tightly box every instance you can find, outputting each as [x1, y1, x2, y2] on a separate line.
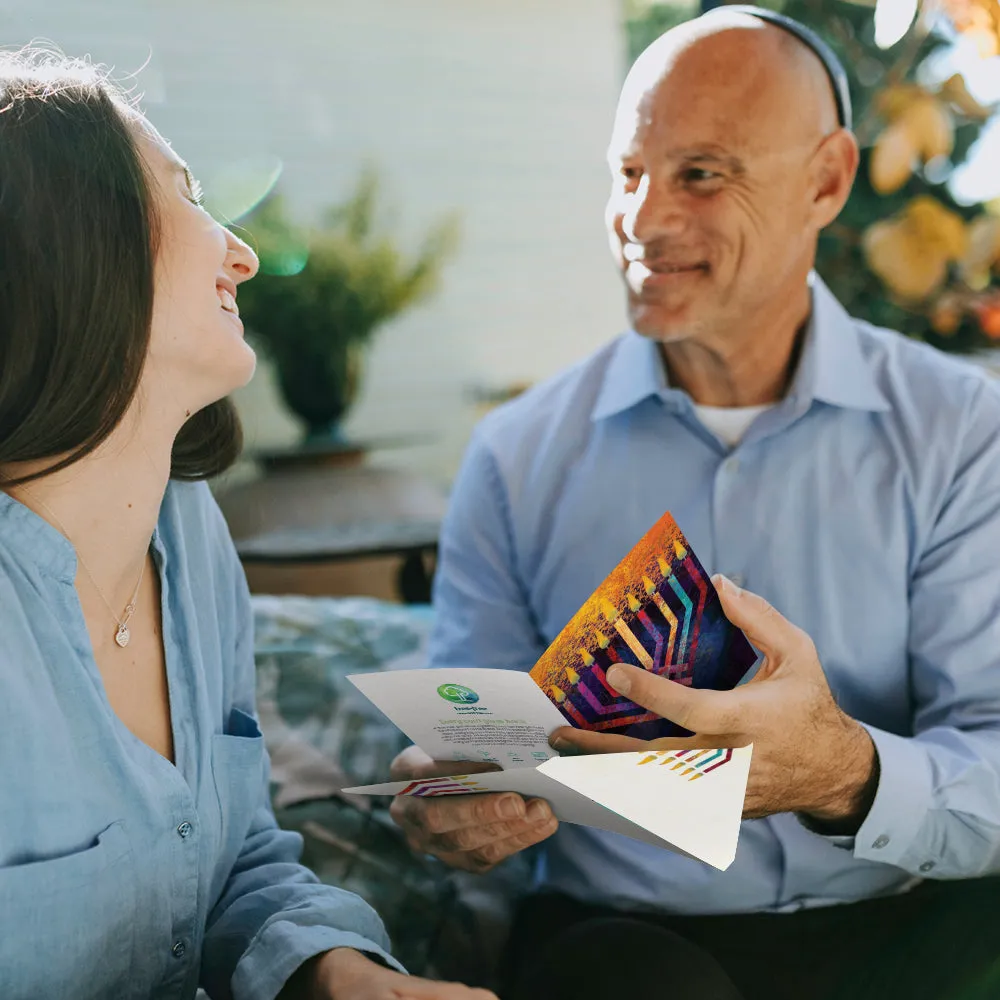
[344, 668, 751, 871]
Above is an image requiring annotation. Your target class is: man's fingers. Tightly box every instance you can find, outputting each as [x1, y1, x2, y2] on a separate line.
[424, 802, 554, 854]
[549, 727, 647, 755]
[460, 807, 559, 870]
[390, 745, 501, 781]
[604, 662, 743, 735]
[711, 574, 809, 660]
[392, 791, 530, 837]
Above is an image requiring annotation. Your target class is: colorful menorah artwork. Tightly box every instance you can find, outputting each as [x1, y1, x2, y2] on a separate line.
[529, 512, 758, 740]
[396, 776, 494, 797]
[636, 747, 735, 781]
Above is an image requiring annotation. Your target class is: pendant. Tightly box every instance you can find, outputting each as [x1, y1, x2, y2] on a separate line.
[115, 624, 131, 648]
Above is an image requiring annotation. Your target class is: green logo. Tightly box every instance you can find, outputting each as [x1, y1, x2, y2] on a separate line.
[437, 683, 480, 704]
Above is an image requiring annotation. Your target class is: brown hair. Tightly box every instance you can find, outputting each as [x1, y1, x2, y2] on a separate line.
[0, 49, 241, 487]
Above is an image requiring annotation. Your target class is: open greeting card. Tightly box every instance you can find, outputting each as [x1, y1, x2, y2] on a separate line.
[345, 513, 757, 870]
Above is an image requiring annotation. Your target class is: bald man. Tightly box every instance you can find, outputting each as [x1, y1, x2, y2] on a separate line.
[391, 9, 1000, 1000]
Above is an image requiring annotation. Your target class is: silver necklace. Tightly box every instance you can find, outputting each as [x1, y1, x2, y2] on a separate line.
[15, 485, 147, 648]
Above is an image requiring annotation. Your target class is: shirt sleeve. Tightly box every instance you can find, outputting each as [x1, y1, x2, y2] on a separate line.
[849, 378, 1000, 879]
[427, 426, 547, 672]
[199, 522, 404, 1000]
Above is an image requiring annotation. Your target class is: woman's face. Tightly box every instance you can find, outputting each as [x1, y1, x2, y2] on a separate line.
[136, 120, 259, 422]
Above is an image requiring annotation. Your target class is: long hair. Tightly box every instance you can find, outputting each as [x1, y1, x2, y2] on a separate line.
[0, 48, 242, 487]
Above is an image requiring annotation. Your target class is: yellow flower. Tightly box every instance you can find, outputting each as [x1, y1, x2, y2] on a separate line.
[863, 197, 967, 301]
[959, 215, 1000, 288]
[869, 87, 954, 194]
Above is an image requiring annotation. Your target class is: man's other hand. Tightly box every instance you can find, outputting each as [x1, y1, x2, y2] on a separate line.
[388, 745, 558, 873]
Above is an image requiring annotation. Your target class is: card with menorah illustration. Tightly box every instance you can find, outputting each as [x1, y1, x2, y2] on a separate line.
[529, 512, 759, 741]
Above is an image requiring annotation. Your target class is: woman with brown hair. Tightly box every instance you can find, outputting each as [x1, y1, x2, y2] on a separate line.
[0, 49, 494, 1000]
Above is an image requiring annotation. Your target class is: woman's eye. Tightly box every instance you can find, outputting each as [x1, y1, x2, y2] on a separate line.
[187, 178, 205, 207]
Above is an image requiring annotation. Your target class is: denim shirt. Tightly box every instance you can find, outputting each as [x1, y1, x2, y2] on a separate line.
[429, 275, 1000, 914]
[0, 480, 400, 1000]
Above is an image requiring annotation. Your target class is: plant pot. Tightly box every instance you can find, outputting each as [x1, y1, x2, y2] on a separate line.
[273, 339, 365, 443]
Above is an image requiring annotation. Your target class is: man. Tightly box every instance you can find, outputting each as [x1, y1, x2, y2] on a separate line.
[391, 8, 1000, 999]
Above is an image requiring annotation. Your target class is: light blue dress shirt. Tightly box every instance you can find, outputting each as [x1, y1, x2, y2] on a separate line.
[0, 481, 401, 1000]
[429, 275, 1000, 915]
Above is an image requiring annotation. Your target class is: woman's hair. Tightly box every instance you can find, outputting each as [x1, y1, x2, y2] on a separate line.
[0, 48, 242, 486]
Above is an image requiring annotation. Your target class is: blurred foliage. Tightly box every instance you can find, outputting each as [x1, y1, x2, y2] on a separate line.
[235, 170, 459, 438]
[625, 0, 1000, 352]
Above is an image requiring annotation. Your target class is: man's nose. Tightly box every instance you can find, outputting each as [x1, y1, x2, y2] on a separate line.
[622, 175, 684, 244]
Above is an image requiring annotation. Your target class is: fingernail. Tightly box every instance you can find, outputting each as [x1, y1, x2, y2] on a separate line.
[715, 574, 739, 596]
[607, 665, 630, 695]
[499, 795, 524, 820]
[526, 799, 551, 823]
[549, 735, 569, 752]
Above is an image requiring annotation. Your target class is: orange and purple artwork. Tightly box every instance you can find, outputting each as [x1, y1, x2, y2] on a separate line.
[529, 512, 758, 740]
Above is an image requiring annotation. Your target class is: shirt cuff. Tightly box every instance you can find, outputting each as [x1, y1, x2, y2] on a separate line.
[232, 922, 405, 1000]
[851, 723, 933, 869]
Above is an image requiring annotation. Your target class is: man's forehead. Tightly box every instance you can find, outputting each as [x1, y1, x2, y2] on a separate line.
[608, 93, 752, 162]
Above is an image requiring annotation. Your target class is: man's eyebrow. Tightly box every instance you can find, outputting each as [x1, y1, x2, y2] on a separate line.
[607, 147, 747, 175]
[673, 149, 747, 174]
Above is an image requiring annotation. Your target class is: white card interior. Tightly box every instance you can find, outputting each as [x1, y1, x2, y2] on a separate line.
[344, 744, 751, 871]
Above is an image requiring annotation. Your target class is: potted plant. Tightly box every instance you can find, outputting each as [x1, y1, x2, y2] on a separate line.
[234, 169, 459, 445]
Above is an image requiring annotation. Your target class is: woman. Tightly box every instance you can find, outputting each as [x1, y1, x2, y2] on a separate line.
[0, 49, 494, 1000]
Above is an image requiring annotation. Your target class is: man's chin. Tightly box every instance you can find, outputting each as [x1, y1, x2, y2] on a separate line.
[628, 301, 698, 343]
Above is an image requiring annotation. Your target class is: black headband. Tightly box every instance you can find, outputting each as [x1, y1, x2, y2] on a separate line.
[712, 5, 853, 130]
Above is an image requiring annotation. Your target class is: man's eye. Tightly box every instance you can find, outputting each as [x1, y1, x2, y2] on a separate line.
[620, 166, 642, 182]
[683, 168, 721, 184]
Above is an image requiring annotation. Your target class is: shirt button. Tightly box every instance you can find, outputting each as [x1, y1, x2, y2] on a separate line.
[724, 457, 740, 473]
[919, 861, 935, 873]
[872, 834, 890, 849]
[171, 940, 186, 960]
[176, 821, 193, 839]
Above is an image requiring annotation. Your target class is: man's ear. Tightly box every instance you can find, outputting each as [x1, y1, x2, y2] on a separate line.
[811, 129, 859, 230]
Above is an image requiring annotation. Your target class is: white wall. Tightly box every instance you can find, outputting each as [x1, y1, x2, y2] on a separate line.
[2, 0, 627, 486]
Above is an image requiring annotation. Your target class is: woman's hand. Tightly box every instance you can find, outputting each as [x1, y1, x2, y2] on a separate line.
[308, 947, 498, 1000]
[550, 575, 878, 829]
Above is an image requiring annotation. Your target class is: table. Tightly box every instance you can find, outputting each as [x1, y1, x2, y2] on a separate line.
[235, 520, 441, 603]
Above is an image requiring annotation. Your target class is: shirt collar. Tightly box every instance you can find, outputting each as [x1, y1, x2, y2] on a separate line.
[0, 489, 168, 583]
[0, 490, 77, 581]
[590, 329, 668, 421]
[591, 273, 889, 422]
[792, 274, 890, 412]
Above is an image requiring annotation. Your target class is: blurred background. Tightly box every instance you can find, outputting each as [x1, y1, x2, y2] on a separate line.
[5, 0, 1000, 604]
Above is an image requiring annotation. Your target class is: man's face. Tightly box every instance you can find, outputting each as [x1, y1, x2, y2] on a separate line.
[605, 43, 823, 345]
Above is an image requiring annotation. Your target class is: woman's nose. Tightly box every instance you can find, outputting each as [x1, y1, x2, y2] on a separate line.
[224, 230, 259, 282]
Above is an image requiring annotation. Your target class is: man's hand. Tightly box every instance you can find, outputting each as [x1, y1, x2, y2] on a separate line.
[308, 947, 498, 999]
[388, 745, 558, 872]
[550, 575, 878, 829]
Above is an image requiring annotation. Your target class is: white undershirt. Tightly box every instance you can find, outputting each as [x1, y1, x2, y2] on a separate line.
[692, 403, 775, 448]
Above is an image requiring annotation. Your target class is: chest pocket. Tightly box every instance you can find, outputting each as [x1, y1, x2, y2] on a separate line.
[0, 820, 137, 1000]
[211, 707, 266, 878]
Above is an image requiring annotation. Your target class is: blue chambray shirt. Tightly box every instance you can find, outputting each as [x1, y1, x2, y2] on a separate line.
[428, 275, 1000, 914]
[0, 480, 401, 1000]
